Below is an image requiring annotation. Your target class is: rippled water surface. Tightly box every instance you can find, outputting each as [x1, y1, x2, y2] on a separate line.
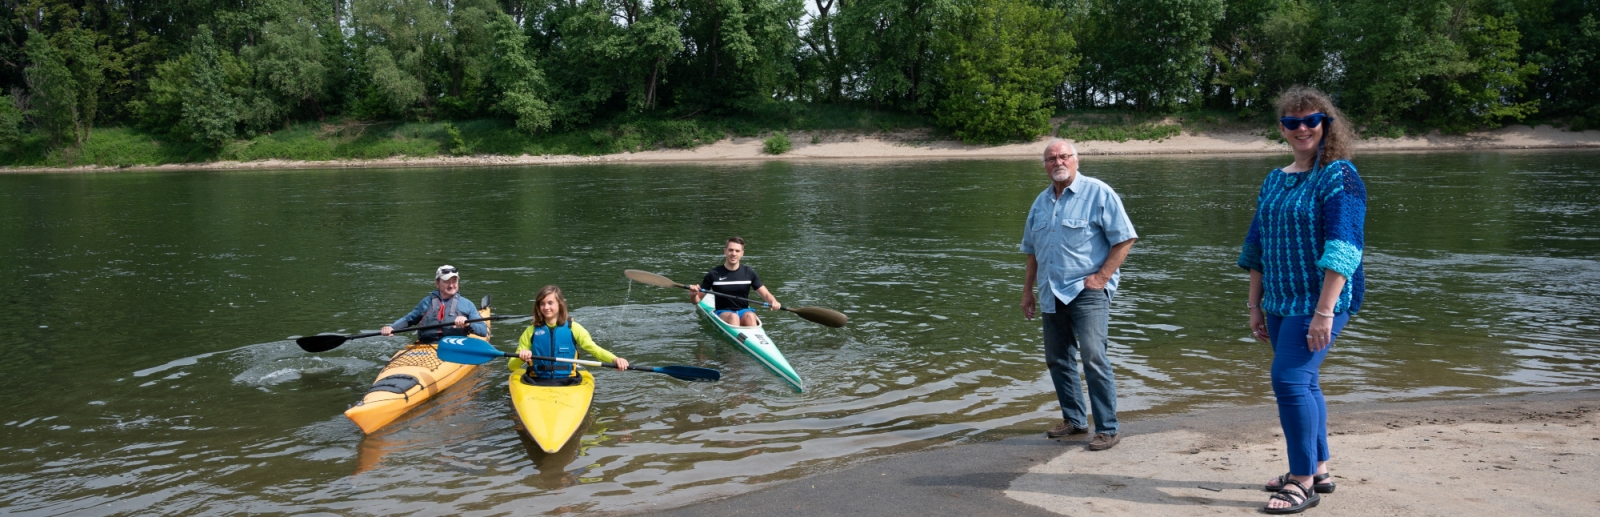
[2, 151, 1598, 515]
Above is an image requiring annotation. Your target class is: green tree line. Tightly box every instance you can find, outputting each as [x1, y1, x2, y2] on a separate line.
[0, 0, 1595, 159]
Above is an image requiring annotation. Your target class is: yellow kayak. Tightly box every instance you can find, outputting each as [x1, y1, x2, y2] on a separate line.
[344, 305, 492, 434]
[509, 367, 595, 453]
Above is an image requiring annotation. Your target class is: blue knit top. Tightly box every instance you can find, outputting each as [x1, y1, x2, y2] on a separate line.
[1237, 159, 1366, 316]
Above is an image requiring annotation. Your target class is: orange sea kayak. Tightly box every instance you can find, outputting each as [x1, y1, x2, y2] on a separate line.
[344, 303, 492, 434]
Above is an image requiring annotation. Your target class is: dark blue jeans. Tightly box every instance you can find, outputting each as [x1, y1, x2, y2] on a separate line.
[1267, 312, 1350, 476]
[1042, 290, 1118, 435]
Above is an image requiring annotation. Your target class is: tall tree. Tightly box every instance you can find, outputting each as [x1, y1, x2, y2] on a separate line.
[798, 0, 844, 102]
[351, 0, 451, 117]
[246, 0, 337, 121]
[1076, 0, 1224, 111]
[1206, 0, 1327, 114]
[58, 28, 104, 146]
[1518, 0, 1600, 123]
[22, 30, 77, 147]
[670, 0, 805, 113]
[486, 11, 553, 132]
[534, 0, 685, 124]
[1414, 11, 1540, 132]
[933, 0, 1078, 143]
[1333, 0, 1540, 133]
[182, 27, 241, 147]
[0, 92, 22, 150]
[835, 0, 950, 110]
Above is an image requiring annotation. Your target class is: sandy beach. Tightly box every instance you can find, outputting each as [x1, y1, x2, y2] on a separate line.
[651, 390, 1599, 516]
[4, 124, 1598, 173]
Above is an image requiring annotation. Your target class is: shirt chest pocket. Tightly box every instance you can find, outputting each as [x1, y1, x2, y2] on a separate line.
[1060, 218, 1093, 247]
[1031, 210, 1050, 231]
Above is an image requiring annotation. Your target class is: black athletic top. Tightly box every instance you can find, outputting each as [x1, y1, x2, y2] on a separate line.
[700, 264, 764, 311]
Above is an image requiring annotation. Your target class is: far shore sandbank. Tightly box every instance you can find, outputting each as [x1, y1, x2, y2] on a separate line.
[4, 124, 1599, 174]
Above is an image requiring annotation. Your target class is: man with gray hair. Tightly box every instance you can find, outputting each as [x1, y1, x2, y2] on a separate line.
[1020, 139, 1137, 451]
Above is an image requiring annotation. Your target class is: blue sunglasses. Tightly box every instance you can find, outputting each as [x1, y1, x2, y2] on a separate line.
[1280, 113, 1331, 130]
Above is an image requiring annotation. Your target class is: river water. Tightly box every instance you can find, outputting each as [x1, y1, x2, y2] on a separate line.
[2, 151, 1597, 515]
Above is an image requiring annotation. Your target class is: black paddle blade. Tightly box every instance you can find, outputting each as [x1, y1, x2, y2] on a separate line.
[791, 306, 849, 328]
[624, 269, 681, 289]
[296, 334, 350, 353]
[650, 365, 720, 382]
[437, 336, 510, 365]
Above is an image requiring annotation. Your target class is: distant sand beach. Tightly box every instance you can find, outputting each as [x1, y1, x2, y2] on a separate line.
[5, 124, 1598, 174]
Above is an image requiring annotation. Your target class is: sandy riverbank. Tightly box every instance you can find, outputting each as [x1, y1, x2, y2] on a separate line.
[1009, 395, 1598, 515]
[5, 124, 1598, 174]
[651, 390, 1599, 517]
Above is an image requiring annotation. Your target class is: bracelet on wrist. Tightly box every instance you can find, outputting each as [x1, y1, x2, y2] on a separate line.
[1314, 309, 1335, 318]
[1246, 301, 1259, 309]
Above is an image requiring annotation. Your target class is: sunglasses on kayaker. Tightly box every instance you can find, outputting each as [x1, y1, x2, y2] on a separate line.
[1280, 113, 1330, 130]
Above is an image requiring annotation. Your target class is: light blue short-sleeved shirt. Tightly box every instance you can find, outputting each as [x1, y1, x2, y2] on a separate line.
[1020, 173, 1137, 313]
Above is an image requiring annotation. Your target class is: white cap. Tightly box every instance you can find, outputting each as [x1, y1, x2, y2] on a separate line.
[435, 265, 459, 281]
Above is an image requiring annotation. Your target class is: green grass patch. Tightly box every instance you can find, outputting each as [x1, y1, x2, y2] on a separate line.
[1053, 110, 1181, 143]
[1053, 109, 1278, 143]
[0, 127, 212, 167]
[719, 102, 931, 137]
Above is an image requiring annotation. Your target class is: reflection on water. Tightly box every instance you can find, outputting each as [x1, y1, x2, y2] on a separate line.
[1, 151, 1597, 514]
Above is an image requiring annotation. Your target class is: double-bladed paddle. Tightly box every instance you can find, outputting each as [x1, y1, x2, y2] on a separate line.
[623, 269, 849, 328]
[296, 314, 525, 353]
[437, 336, 721, 383]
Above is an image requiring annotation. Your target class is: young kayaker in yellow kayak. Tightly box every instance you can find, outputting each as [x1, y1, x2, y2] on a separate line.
[513, 285, 630, 386]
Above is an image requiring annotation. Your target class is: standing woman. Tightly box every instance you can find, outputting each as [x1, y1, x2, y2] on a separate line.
[1238, 86, 1366, 514]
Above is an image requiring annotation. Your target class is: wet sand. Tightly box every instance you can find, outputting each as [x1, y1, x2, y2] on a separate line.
[5, 124, 1598, 173]
[645, 390, 1599, 516]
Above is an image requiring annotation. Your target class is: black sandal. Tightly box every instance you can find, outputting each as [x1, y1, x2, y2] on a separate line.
[1264, 472, 1335, 494]
[1262, 478, 1321, 514]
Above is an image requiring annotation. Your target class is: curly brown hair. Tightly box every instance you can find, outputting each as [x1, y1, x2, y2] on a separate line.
[1275, 86, 1355, 163]
[531, 285, 569, 327]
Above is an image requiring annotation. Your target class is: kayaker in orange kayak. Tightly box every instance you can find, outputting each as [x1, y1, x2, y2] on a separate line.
[513, 285, 629, 385]
[380, 265, 488, 343]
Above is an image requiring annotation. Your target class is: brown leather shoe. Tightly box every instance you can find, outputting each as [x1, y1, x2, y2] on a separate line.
[1046, 419, 1089, 438]
[1088, 433, 1120, 451]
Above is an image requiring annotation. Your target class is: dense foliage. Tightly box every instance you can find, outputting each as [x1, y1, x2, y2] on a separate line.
[0, 0, 1595, 157]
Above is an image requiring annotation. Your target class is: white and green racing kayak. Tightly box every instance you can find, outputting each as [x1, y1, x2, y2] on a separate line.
[696, 296, 804, 392]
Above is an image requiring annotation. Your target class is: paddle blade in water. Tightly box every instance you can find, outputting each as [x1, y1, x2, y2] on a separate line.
[437, 336, 509, 365]
[624, 269, 680, 288]
[652, 365, 721, 382]
[791, 306, 849, 328]
[296, 334, 349, 353]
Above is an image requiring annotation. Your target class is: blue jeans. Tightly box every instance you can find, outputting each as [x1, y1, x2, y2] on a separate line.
[1042, 290, 1118, 435]
[1267, 312, 1350, 476]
